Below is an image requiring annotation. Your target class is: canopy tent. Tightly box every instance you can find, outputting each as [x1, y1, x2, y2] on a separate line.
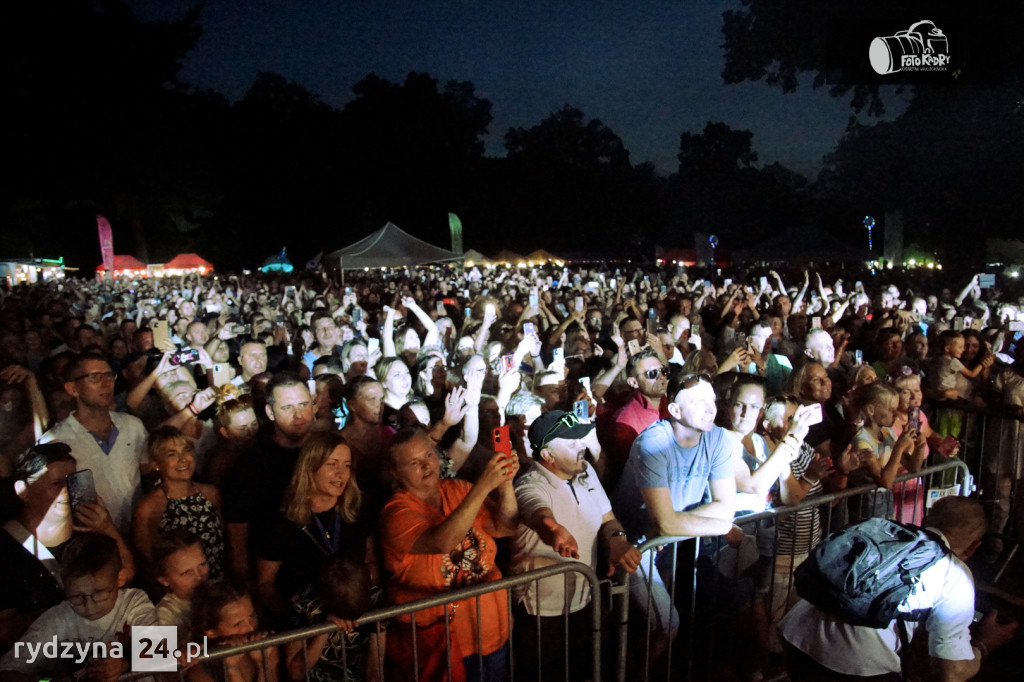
[733, 226, 872, 263]
[461, 248, 492, 265]
[491, 250, 525, 265]
[163, 253, 213, 275]
[261, 249, 293, 273]
[326, 222, 462, 270]
[95, 255, 148, 279]
[524, 249, 566, 266]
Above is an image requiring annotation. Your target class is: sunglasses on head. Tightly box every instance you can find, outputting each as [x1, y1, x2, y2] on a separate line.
[764, 394, 801, 411]
[220, 394, 254, 412]
[642, 366, 670, 380]
[678, 372, 712, 390]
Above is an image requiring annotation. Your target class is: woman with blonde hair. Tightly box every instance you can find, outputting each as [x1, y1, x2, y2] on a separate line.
[255, 431, 373, 626]
[203, 384, 261, 487]
[133, 426, 226, 579]
[848, 382, 927, 521]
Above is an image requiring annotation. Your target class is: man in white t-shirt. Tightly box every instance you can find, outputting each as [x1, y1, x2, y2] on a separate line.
[780, 497, 1017, 681]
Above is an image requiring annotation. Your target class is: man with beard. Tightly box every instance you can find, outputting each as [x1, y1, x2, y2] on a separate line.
[223, 371, 313, 581]
[511, 410, 640, 682]
[39, 353, 148, 536]
[602, 349, 668, 488]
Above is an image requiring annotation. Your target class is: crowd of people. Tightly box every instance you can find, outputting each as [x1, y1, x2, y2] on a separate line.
[0, 260, 1021, 681]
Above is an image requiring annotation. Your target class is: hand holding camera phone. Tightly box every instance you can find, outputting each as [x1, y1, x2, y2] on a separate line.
[907, 405, 921, 433]
[66, 469, 97, 525]
[170, 348, 200, 366]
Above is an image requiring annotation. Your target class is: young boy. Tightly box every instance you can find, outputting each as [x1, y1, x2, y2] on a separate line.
[930, 329, 991, 401]
[0, 532, 156, 681]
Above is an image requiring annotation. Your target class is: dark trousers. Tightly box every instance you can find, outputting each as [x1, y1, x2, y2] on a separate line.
[784, 640, 901, 682]
[512, 603, 594, 682]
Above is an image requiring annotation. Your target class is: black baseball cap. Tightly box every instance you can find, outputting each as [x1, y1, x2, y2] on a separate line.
[528, 410, 595, 451]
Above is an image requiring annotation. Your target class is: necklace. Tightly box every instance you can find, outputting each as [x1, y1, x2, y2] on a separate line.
[312, 508, 341, 555]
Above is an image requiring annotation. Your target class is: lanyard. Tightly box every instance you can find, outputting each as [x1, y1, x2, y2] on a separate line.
[311, 509, 341, 555]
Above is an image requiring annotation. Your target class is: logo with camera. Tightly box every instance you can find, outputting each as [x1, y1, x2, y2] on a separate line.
[869, 20, 950, 75]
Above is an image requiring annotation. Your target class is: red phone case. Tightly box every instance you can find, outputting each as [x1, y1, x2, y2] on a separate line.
[492, 426, 512, 456]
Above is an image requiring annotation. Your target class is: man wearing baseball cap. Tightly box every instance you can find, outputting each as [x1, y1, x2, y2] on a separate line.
[510, 409, 640, 682]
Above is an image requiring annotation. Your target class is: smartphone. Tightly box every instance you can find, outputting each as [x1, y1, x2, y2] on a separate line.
[275, 314, 286, 325]
[66, 470, 97, 524]
[580, 376, 592, 397]
[855, 349, 864, 365]
[609, 278, 616, 289]
[692, 322, 701, 337]
[907, 405, 921, 433]
[352, 307, 363, 323]
[150, 319, 170, 349]
[970, 318, 983, 331]
[552, 347, 564, 364]
[285, 285, 296, 297]
[367, 338, 380, 355]
[463, 307, 472, 319]
[724, 278, 733, 287]
[500, 353, 515, 374]
[574, 399, 589, 421]
[1010, 320, 1024, 332]
[436, 300, 446, 315]
[486, 303, 496, 318]
[212, 363, 232, 386]
[735, 331, 747, 348]
[811, 316, 821, 329]
[170, 348, 200, 366]
[575, 296, 585, 312]
[523, 321, 537, 337]
[803, 403, 824, 426]
[627, 339, 642, 355]
[529, 290, 539, 308]
[344, 286, 353, 296]
[492, 425, 512, 457]
[230, 324, 251, 335]
[759, 276, 769, 290]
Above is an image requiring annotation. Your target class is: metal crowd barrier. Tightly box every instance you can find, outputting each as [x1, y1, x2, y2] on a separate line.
[625, 458, 971, 682]
[118, 459, 978, 682]
[120, 561, 603, 681]
[929, 400, 1024, 549]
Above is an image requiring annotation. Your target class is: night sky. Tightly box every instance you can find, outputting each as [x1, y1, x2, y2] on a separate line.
[131, 0, 907, 178]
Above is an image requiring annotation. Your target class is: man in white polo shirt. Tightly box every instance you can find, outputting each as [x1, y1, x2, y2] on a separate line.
[39, 352, 149, 536]
[511, 409, 640, 682]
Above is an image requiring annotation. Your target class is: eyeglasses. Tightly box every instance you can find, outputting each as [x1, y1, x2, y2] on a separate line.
[538, 412, 583, 450]
[642, 366, 670, 380]
[67, 584, 117, 607]
[69, 371, 116, 384]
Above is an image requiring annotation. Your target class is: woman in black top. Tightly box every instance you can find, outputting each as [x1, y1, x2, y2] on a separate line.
[255, 431, 371, 627]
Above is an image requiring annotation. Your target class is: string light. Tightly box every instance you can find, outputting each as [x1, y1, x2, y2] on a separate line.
[863, 216, 875, 251]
